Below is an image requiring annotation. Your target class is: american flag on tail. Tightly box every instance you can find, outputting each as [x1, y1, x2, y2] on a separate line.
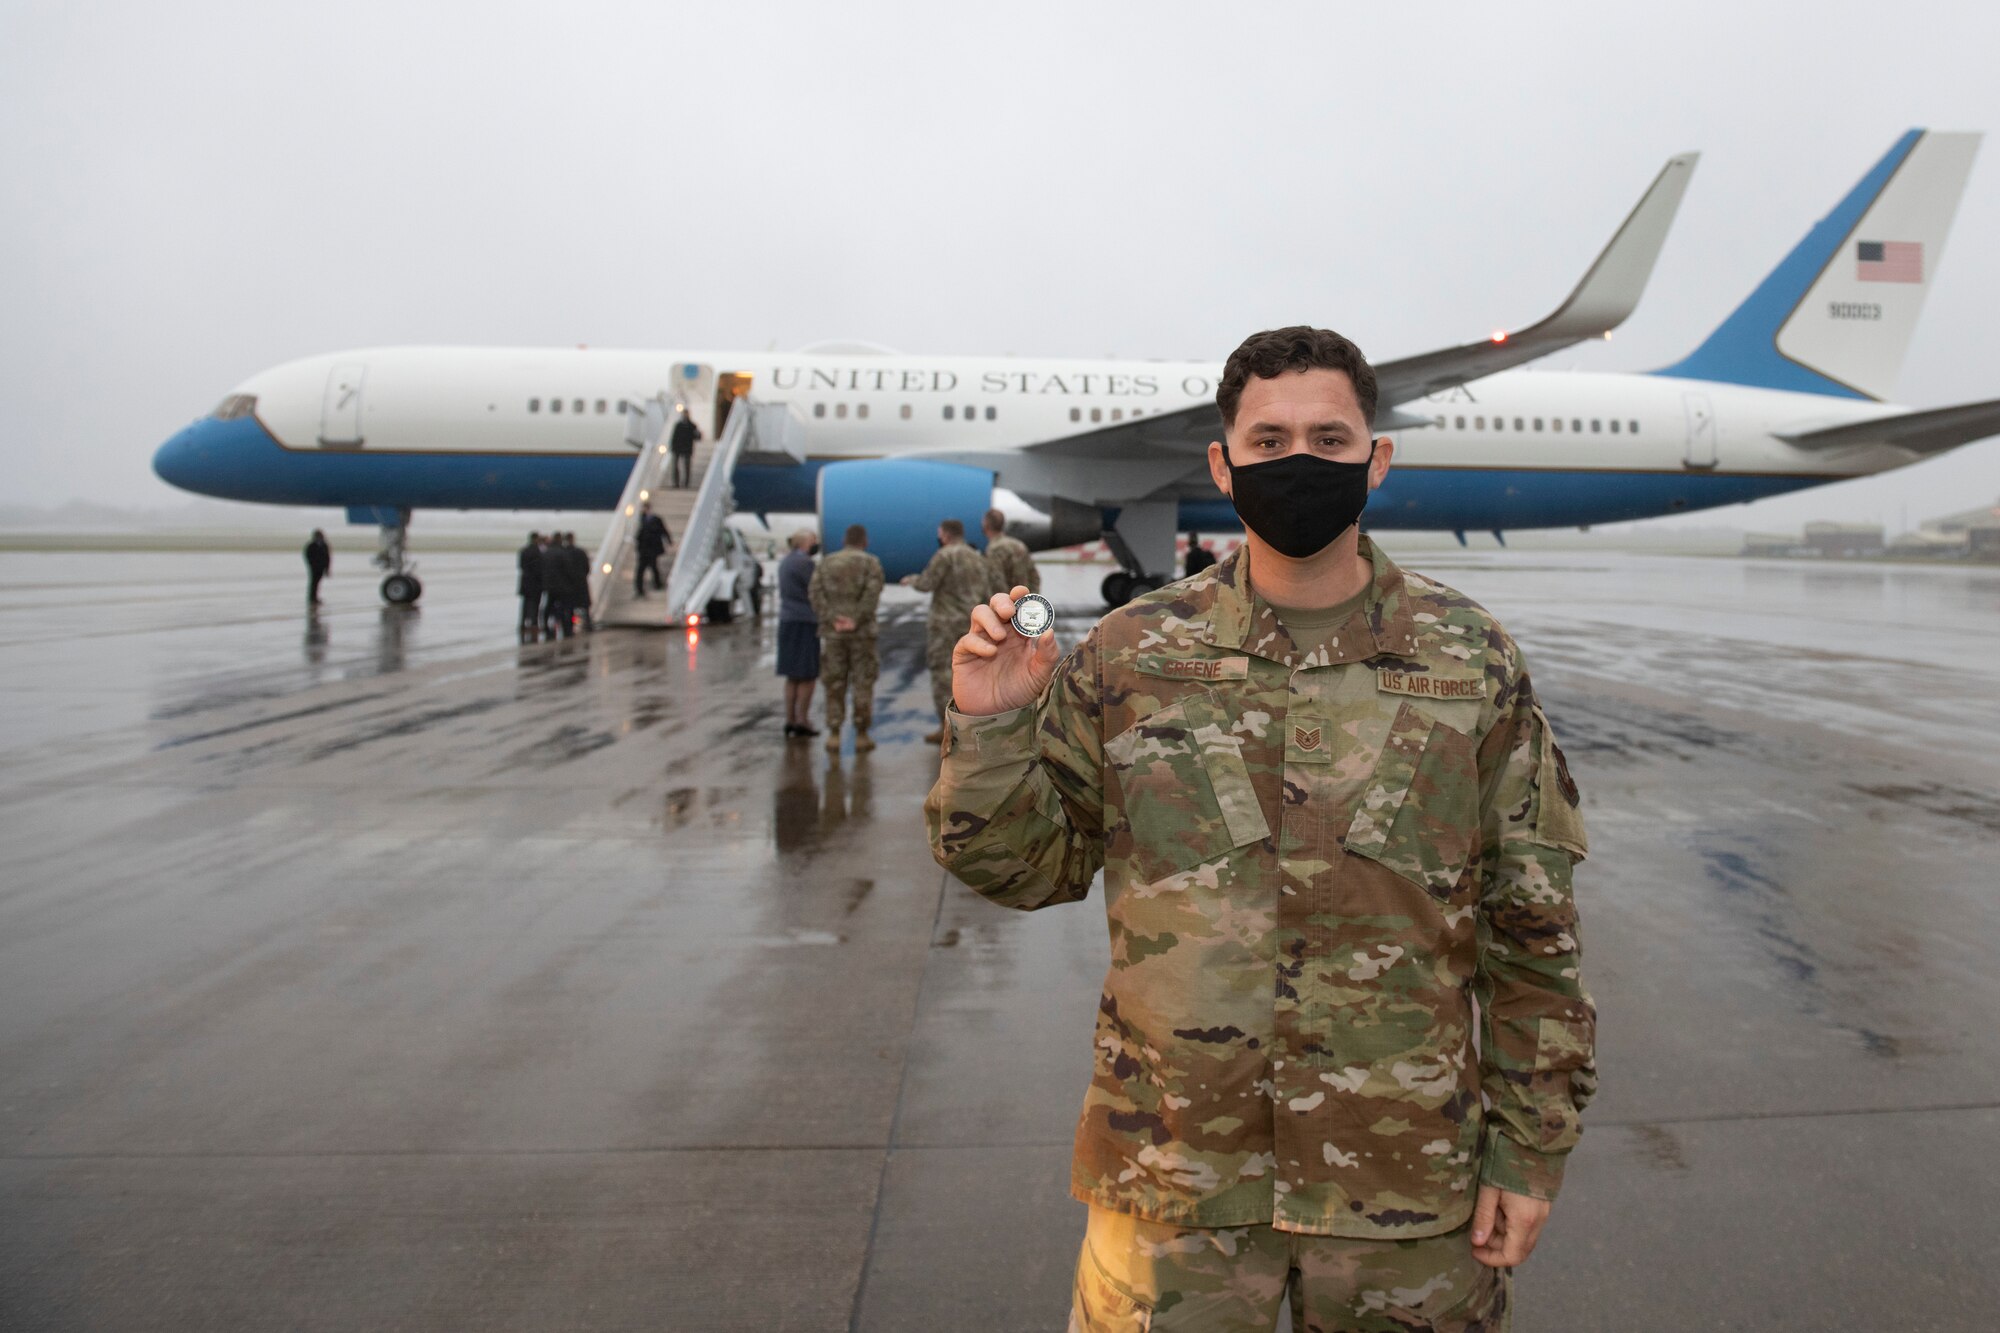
[1855, 240, 1922, 283]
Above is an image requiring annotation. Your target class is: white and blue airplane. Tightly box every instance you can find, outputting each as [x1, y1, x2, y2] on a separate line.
[154, 129, 1997, 607]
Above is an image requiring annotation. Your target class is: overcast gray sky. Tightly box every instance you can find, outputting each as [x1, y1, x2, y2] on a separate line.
[3, 0, 1996, 531]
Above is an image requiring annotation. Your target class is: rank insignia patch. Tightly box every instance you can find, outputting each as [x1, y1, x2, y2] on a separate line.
[1552, 737, 1580, 807]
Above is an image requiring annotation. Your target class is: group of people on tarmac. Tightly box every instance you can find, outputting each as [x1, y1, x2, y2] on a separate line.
[773, 507, 1040, 749]
[496, 498, 674, 642]
[516, 531, 595, 641]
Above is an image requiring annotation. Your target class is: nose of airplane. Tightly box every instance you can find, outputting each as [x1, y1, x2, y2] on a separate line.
[152, 411, 283, 501]
[151, 421, 208, 492]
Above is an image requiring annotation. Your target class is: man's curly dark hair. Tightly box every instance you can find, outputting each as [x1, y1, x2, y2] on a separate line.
[1217, 326, 1378, 430]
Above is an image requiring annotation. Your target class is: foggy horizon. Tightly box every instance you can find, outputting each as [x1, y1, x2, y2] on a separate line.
[4, 1, 1996, 533]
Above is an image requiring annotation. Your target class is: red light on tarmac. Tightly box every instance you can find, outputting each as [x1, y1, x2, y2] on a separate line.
[685, 614, 700, 628]
[1490, 330, 1508, 344]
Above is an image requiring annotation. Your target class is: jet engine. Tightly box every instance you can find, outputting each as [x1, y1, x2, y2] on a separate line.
[815, 459, 996, 580]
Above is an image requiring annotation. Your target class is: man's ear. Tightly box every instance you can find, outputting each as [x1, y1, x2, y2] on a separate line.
[1368, 436, 1395, 490]
[1207, 440, 1233, 497]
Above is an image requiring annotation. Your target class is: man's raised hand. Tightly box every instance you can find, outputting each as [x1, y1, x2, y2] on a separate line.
[952, 586, 1059, 717]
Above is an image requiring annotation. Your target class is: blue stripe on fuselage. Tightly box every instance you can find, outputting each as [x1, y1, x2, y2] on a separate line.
[152, 415, 636, 510]
[153, 415, 1831, 530]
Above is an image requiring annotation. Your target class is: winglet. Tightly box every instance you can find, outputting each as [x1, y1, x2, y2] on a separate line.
[1373, 152, 1698, 407]
[1510, 151, 1699, 341]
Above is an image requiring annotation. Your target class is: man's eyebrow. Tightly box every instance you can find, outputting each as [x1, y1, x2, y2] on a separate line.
[1244, 419, 1356, 435]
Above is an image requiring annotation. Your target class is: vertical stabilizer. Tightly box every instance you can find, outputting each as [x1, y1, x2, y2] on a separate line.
[1655, 130, 1980, 400]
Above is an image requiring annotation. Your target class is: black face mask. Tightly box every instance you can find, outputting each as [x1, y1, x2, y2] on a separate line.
[1224, 445, 1377, 559]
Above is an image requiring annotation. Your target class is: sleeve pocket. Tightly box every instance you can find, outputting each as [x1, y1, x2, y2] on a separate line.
[1530, 704, 1589, 859]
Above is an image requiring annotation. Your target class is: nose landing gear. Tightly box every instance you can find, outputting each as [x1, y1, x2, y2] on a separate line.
[366, 506, 422, 606]
[380, 572, 423, 605]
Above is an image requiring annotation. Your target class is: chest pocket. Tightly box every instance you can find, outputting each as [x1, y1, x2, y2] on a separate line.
[1105, 693, 1271, 885]
[1342, 701, 1480, 898]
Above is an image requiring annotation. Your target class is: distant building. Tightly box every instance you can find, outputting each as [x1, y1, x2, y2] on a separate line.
[1742, 532, 1802, 557]
[1922, 496, 2000, 538]
[1886, 528, 1967, 558]
[1802, 521, 1884, 557]
[1897, 495, 2000, 559]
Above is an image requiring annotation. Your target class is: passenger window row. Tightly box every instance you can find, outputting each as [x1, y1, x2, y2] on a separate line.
[1437, 414, 1641, 435]
[808, 403, 1000, 421]
[520, 397, 1160, 427]
[528, 398, 630, 415]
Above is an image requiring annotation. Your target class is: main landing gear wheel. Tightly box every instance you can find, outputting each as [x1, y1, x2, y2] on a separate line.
[380, 573, 422, 605]
[1102, 572, 1167, 607]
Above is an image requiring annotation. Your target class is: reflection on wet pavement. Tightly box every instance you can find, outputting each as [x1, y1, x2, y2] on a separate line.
[0, 547, 1996, 1331]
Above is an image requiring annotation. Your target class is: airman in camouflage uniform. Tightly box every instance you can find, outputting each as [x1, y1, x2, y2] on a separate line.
[809, 524, 885, 752]
[903, 517, 1002, 743]
[926, 327, 1593, 1332]
[982, 507, 1041, 595]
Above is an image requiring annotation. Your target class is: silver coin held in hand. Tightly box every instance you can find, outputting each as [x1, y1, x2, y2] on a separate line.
[1011, 593, 1054, 638]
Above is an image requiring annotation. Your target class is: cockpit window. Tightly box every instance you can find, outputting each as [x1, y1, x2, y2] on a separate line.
[213, 394, 258, 420]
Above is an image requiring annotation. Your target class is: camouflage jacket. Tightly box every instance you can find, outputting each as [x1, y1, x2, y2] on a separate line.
[910, 542, 1000, 631]
[808, 547, 885, 637]
[985, 534, 1041, 595]
[924, 539, 1594, 1239]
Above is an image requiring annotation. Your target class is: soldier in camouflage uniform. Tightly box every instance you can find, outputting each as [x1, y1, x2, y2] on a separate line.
[927, 328, 1593, 1332]
[809, 523, 885, 752]
[902, 517, 1001, 744]
[982, 507, 1041, 596]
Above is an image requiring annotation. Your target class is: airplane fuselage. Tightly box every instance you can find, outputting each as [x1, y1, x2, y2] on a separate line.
[154, 345, 1909, 534]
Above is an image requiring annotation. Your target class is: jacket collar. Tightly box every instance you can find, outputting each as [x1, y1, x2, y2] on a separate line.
[1199, 536, 1419, 669]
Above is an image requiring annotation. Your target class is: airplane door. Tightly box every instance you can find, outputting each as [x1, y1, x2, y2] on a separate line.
[1682, 392, 1718, 470]
[318, 362, 367, 448]
[673, 363, 717, 436]
[715, 371, 753, 438]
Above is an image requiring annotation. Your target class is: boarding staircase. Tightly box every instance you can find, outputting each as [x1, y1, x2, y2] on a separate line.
[591, 394, 802, 628]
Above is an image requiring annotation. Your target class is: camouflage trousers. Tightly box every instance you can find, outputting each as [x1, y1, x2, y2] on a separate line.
[1070, 1206, 1508, 1333]
[819, 632, 878, 732]
[925, 621, 958, 721]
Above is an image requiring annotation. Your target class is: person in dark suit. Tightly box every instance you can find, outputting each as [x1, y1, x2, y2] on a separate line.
[669, 412, 700, 489]
[304, 529, 331, 604]
[541, 533, 574, 638]
[635, 504, 672, 597]
[564, 532, 595, 633]
[518, 532, 545, 640]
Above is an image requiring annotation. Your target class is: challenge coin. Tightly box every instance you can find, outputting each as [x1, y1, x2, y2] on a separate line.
[1011, 593, 1054, 638]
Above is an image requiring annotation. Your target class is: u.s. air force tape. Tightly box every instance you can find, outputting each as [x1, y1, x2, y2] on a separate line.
[1011, 593, 1054, 638]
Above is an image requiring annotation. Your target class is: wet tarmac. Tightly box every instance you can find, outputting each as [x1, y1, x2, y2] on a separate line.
[2, 547, 1997, 1331]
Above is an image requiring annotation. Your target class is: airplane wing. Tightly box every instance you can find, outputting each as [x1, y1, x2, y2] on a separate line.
[999, 150, 1700, 473]
[1778, 397, 2000, 456]
[1371, 151, 1698, 404]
